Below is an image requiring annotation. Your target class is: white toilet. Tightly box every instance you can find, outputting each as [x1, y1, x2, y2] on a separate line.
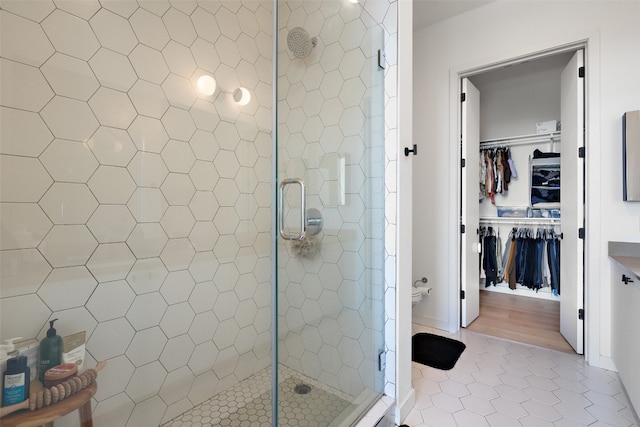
[412, 277, 432, 306]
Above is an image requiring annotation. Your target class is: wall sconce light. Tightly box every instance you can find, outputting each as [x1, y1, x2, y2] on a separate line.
[197, 74, 217, 96]
[233, 87, 251, 106]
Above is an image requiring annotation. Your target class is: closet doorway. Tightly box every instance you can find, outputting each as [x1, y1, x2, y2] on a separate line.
[459, 48, 585, 354]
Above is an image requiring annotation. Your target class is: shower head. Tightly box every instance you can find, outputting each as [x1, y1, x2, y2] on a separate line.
[287, 27, 317, 58]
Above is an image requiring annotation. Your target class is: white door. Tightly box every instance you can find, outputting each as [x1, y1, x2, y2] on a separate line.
[560, 50, 585, 354]
[461, 78, 480, 327]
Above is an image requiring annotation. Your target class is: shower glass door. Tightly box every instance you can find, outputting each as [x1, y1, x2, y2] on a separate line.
[275, 0, 387, 425]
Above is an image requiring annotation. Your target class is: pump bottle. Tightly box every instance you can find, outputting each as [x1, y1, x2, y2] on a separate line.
[38, 319, 62, 383]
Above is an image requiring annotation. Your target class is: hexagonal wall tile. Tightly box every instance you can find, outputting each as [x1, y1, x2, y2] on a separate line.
[189, 161, 219, 191]
[87, 243, 136, 283]
[128, 80, 170, 119]
[0, 203, 52, 250]
[161, 238, 195, 271]
[87, 317, 135, 361]
[127, 223, 169, 259]
[188, 280, 218, 314]
[37, 265, 97, 312]
[188, 341, 218, 375]
[130, 8, 170, 50]
[161, 173, 196, 206]
[53, 0, 100, 20]
[189, 251, 219, 283]
[126, 326, 168, 367]
[129, 44, 170, 84]
[39, 225, 98, 268]
[88, 48, 137, 92]
[89, 8, 137, 55]
[41, 9, 100, 60]
[162, 74, 197, 109]
[162, 41, 197, 78]
[127, 152, 169, 187]
[160, 270, 195, 304]
[127, 292, 167, 331]
[188, 129, 218, 161]
[128, 116, 169, 153]
[87, 126, 137, 167]
[160, 302, 195, 338]
[93, 355, 135, 402]
[0, 294, 50, 342]
[162, 107, 196, 142]
[191, 9, 221, 45]
[0, 155, 52, 202]
[161, 206, 195, 238]
[87, 280, 135, 322]
[160, 334, 194, 372]
[127, 187, 168, 223]
[88, 165, 136, 204]
[0, 58, 54, 111]
[127, 258, 168, 295]
[39, 183, 97, 224]
[0, 249, 51, 298]
[39, 139, 98, 183]
[40, 96, 99, 141]
[0, 10, 54, 67]
[189, 222, 219, 252]
[89, 87, 137, 129]
[0, 107, 53, 157]
[188, 311, 217, 344]
[162, 8, 197, 46]
[161, 140, 196, 173]
[87, 205, 136, 243]
[41, 53, 99, 101]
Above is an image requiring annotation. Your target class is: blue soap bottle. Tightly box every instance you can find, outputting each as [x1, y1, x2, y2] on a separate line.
[2, 355, 30, 407]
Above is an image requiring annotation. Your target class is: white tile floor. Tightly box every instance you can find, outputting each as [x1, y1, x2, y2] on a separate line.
[405, 324, 639, 427]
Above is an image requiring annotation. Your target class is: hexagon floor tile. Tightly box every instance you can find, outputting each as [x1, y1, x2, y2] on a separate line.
[162, 365, 355, 427]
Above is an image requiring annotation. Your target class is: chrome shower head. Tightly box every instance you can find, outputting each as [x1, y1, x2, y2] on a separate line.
[287, 27, 317, 58]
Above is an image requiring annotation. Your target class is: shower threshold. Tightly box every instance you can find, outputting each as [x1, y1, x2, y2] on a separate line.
[162, 365, 382, 427]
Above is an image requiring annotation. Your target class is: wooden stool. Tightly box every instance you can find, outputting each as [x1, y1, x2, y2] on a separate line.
[0, 382, 96, 427]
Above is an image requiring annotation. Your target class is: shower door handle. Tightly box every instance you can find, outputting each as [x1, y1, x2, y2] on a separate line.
[279, 178, 306, 240]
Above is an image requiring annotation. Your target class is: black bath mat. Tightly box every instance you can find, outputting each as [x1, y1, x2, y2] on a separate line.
[412, 333, 466, 370]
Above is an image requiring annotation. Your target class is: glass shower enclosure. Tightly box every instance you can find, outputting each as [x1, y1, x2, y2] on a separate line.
[275, 0, 387, 425]
[0, 0, 389, 425]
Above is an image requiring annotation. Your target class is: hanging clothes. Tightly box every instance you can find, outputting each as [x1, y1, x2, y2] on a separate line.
[490, 225, 561, 294]
[479, 146, 516, 205]
[481, 227, 499, 287]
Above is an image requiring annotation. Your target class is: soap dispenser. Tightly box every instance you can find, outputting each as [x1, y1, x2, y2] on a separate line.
[38, 319, 62, 383]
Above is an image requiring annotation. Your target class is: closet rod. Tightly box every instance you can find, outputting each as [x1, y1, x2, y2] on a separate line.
[479, 217, 561, 226]
[480, 131, 561, 149]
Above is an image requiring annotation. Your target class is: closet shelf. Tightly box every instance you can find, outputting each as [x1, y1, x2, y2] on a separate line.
[480, 131, 561, 149]
[479, 217, 561, 225]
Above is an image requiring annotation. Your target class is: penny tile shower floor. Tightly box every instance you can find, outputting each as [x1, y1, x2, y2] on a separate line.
[163, 366, 354, 427]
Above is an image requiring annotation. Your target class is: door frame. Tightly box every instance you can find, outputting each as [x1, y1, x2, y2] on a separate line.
[452, 41, 591, 353]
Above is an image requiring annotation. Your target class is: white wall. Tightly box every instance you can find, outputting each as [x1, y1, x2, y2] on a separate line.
[412, 0, 640, 369]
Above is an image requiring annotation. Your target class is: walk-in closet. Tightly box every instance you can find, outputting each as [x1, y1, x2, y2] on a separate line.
[460, 49, 585, 354]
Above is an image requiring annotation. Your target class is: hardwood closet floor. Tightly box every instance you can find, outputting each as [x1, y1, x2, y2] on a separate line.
[465, 290, 575, 353]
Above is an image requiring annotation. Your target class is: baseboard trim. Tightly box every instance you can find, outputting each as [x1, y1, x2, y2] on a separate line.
[394, 388, 415, 425]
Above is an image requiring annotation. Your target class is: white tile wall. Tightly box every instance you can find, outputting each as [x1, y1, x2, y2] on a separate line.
[0, 0, 398, 425]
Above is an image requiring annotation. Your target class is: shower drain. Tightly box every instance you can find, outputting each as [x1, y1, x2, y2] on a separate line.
[294, 384, 311, 395]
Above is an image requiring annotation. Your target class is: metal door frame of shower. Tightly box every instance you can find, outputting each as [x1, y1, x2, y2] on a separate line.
[271, 1, 279, 425]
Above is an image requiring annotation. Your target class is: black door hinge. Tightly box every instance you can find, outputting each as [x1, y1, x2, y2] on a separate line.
[579, 147, 585, 158]
[461, 92, 466, 102]
[461, 224, 466, 234]
[579, 67, 585, 78]
[461, 158, 466, 167]
[578, 228, 585, 239]
[461, 290, 466, 299]
[578, 308, 584, 320]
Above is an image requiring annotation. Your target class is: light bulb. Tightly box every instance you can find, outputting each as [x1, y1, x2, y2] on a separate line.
[233, 87, 251, 106]
[197, 75, 216, 96]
